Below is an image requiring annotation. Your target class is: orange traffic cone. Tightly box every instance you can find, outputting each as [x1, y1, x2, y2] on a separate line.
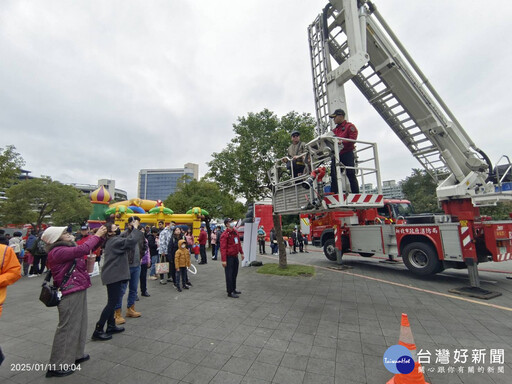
[386, 313, 429, 384]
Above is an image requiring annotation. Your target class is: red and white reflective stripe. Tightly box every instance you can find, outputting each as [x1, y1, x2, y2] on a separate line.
[324, 195, 340, 205]
[345, 194, 384, 204]
[323, 194, 383, 206]
[496, 253, 512, 262]
[460, 226, 472, 248]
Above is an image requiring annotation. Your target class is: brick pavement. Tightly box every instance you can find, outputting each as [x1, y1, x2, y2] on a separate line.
[1, 246, 512, 384]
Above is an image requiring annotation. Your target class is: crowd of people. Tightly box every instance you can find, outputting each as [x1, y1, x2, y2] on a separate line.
[0, 217, 246, 377]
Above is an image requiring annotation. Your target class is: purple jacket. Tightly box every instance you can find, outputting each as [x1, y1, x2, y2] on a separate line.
[141, 238, 150, 265]
[47, 236, 103, 297]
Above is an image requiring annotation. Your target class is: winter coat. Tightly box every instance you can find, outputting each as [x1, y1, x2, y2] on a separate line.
[220, 228, 243, 262]
[0, 244, 21, 317]
[166, 234, 182, 262]
[141, 238, 150, 265]
[120, 228, 145, 267]
[25, 234, 37, 251]
[174, 240, 191, 269]
[147, 234, 159, 256]
[46, 236, 103, 297]
[101, 229, 144, 286]
[158, 227, 172, 254]
[8, 237, 23, 255]
[198, 229, 207, 245]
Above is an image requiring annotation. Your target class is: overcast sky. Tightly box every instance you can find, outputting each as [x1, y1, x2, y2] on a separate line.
[1, 0, 511, 199]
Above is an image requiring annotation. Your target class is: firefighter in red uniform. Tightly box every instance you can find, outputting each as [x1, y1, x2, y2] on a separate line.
[220, 218, 244, 298]
[329, 109, 360, 194]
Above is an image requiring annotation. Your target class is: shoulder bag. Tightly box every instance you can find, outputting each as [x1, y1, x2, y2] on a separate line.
[39, 260, 76, 307]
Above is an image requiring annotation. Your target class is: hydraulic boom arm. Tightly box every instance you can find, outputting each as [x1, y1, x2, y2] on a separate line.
[309, 0, 511, 204]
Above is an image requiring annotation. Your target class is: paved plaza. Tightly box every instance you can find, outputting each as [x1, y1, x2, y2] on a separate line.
[1, 246, 512, 384]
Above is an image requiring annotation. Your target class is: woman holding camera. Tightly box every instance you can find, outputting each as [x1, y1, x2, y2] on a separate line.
[92, 220, 144, 339]
[42, 225, 107, 378]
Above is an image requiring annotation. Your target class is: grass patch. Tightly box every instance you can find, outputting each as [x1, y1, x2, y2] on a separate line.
[257, 263, 315, 277]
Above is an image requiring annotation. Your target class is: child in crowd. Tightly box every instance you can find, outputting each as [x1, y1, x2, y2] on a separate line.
[192, 242, 200, 262]
[174, 239, 192, 292]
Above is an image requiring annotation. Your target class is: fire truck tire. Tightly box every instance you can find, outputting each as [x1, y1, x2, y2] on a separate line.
[323, 238, 337, 261]
[359, 253, 374, 257]
[402, 242, 442, 276]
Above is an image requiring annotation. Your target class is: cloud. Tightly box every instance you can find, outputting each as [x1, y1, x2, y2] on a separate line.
[1, 0, 511, 198]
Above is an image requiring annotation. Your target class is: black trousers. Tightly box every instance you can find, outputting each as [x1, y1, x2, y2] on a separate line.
[258, 240, 266, 254]
[97, 280, 125, 330]
[200, 245, 207, 264]
[30, 254, 42, 274]
[175, 267, 188, 287]
[140, 264, 148, 294]
[40, 254, 48, 273]
[330, 151, 359, 194]
[225, 256, 239, 294]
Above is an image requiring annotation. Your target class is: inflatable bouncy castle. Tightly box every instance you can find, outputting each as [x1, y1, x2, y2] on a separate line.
[87, 187, 208, 239]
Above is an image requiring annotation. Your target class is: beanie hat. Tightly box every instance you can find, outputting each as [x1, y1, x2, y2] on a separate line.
[41, 226, 67, 244]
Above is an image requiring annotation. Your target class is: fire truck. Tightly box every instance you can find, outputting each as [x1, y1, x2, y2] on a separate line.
[306, 199, 412, 261]
[269, 0, 512, 297]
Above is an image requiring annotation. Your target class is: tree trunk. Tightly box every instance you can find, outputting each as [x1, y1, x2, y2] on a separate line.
[272, 213, 287, 269]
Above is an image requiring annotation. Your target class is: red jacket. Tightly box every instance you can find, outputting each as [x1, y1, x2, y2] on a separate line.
[333, 120, 358, 154]
[198, 229, 207, 245]
[220, 229, 243, 262]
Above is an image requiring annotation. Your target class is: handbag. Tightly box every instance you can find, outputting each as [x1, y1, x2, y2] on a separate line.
[155, 255, 169, 274]
[39, 261, 76, 307]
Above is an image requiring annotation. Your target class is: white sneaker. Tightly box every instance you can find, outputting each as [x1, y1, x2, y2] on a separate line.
[28, 274, 37, 278]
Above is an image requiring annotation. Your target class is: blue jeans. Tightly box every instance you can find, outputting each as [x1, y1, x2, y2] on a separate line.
[115, 266, 141, 309]
[150, 255, 159, 275]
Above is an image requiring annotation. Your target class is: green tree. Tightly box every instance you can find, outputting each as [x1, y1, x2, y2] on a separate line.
[480, 202, 512, 220]
[401, 169, 443, 213]
[207, 109, 315, 268]
[0, 145, 25, 189]
[207, 109, 315, 202]
[164, 178, 245, 222]
[0, 178, 92, 229]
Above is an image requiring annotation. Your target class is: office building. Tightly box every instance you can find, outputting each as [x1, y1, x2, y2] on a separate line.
[69, 179, 128, 201]
[138, 164, 198, 201]
[381, 180, 405, 199]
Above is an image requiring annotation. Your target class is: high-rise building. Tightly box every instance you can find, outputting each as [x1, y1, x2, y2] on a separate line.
[69, 179, 127, 201]
[381, 180, 405, 199]
[138, 163, 198, 201]
[362, 180, 404, 199]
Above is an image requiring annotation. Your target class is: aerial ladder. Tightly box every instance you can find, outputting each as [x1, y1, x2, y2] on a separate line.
[270, 0, 512, 298]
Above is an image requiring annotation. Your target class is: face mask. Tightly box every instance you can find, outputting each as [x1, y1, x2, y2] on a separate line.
[181, 244, 186, 248]
[229, 222, 236, 228]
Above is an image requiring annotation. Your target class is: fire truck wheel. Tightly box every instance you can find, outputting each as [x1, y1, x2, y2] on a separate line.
[401, 241, 442, 276]
[359, 253, 374, 257]
[323, 238, 337, 261]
